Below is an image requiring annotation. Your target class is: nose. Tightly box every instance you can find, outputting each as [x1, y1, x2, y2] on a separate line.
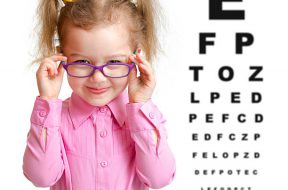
[89, 69, 107, 82]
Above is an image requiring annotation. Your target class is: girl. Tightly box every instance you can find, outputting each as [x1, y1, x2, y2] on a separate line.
[23, 0, 176, 190]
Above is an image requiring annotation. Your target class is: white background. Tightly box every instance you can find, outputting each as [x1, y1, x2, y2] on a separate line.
[0, 0, 287, 189]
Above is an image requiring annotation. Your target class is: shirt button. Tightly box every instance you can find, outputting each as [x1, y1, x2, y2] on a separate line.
[100, 107, 107, 113]
[149, 112, 155, 119]
[100, 130, 107, 137]
[39, 111, 47, 117]
[100, 161, 108, 167]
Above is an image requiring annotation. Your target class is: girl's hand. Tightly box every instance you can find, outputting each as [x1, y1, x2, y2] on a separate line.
[36, 54, 67, 101]
[128, 49, 156, 103]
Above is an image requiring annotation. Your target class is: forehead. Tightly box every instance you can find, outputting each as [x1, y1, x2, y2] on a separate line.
[61, 21, 132, 57]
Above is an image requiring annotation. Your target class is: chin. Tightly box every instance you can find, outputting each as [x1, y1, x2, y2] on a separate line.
[77, 88, 122, 107]
[86, 98, 111, 107]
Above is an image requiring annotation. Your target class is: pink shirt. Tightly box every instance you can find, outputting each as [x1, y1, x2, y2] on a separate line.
[23, 90, 176, 190]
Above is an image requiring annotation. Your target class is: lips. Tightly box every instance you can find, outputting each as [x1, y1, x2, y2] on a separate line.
[86, 86, 109, 94]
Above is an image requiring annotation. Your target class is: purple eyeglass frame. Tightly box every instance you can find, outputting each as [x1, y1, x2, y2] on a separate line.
[61, 61, 135, 78]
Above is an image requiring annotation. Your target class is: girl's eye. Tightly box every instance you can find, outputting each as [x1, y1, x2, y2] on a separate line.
[74, 60, 90, 64]
[108, 60, 121, 63]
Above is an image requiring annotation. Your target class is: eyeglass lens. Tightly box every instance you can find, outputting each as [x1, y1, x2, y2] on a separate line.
[66, 63, 130, 78]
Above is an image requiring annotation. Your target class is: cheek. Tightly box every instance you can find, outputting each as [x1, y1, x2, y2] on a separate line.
[110, 78, 128, 89]
[67, 77, 85, 90]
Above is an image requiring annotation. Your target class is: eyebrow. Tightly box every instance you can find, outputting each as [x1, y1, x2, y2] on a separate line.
[70, 53, 129, 60]
[105, 54, 129, 60]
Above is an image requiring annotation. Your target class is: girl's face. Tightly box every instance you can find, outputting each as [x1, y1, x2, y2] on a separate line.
[62, 22, 133, 106]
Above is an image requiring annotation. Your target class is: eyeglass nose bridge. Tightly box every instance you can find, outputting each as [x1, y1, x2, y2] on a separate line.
[88, 64, 107, 77]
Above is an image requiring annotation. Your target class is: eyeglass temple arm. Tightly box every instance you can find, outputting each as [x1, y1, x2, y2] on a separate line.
[59, 49, 138, 66]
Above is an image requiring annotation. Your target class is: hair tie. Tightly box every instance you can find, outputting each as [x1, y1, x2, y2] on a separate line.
[63, 0, 76, 4]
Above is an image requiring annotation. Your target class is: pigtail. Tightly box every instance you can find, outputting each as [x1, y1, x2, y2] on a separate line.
[135, 0, 160, 62]
[36, 0, 61, 60]
[33, 0, 163, 64]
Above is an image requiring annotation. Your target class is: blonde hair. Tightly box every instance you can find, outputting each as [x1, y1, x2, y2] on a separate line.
[36, 0, 161, 63]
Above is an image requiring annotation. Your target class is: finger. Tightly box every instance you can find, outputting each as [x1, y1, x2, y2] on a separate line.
[50, 55, 67, 62]
[133, 54, 153, 79]
[49, 55, 66, 76]
[57, 62, 65, 77]
[46, 61, 59, 77]
[137, 63, 155, 83]
[135, 53, 150, 67]
[128, 66, 137, 82]
[128, 55, 137, 81]
[129, 51, 154, 81]
[40, 60, 58, 77]
[137, 63, 151, 77]
[127, 55, 133, 64]
[134, 52, 153, 73]
[49, 59, 61, 76]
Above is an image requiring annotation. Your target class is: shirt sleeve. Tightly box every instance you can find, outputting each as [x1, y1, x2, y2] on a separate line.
[126, 99, 176, 189]
[22, 97, 65, 187]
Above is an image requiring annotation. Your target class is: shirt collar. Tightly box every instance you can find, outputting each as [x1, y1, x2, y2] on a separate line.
[68, 90, 128, 129]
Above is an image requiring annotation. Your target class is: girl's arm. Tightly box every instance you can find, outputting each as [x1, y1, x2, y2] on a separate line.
[126, 100, 176, 189]
[23, 54, 67, 187]
[23, 97, 64, 187]
[127, 49, 175, 188]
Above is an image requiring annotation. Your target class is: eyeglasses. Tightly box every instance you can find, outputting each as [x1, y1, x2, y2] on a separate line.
[62, 61, 135, 78]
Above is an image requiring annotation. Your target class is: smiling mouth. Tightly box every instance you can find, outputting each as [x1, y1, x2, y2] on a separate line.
[86, 87, 109, 94]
